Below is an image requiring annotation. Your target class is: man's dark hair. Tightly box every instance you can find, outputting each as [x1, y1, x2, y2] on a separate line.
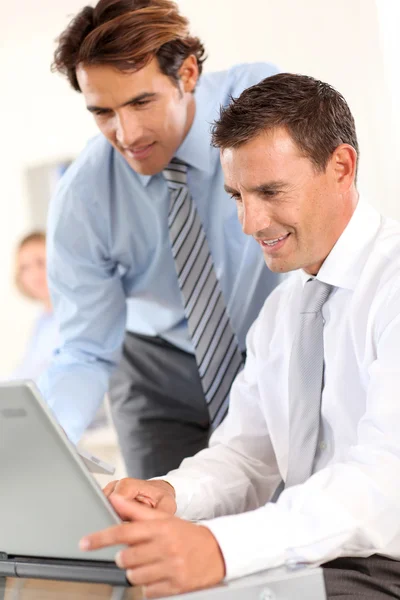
[212, 73, 359, 173]
[52, 0, 206, 91]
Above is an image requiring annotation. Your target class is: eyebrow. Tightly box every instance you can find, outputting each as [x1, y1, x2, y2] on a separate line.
[224, 185, 239, 195]
[224, 181, 288, 195]
[252, 181, 288, 194]
[86, 92, 158, 113]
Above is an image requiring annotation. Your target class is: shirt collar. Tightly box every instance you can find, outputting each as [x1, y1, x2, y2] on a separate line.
[299, 199, 382, 291]
[137, 81, 212, 187]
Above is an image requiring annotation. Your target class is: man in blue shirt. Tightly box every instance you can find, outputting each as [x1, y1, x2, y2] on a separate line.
[40, 0, 280, 478]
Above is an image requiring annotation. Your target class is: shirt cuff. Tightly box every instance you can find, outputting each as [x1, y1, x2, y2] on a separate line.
[200, 504, 288, 581]
[151, 472, 214, 520]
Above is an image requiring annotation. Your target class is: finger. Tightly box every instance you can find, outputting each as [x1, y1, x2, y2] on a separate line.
[108, 482, 156, 508]
[116, 541, 163, 570]
[80, 521, 153, 551]
[110, 496, 151, 521]
[106, 478, 141, 501]
[110, 495, 169, 522]
[135, 494, 156, 508]
[103, 480, 118, 498]
[125, 563, 166, 588]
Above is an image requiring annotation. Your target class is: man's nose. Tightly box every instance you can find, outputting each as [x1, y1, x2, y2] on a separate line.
[241, 199, 271, 236]
[115, 112, 143, 148]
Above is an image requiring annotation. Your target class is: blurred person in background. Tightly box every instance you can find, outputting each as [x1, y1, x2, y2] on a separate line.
[39, 0, 282, 479]
[11, 231, 59, 381]
[11, 231, 110, 440]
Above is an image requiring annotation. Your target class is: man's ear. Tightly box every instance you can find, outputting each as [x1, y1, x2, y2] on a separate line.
[178, 55, 199, 93]
[330, 144, 358, 192]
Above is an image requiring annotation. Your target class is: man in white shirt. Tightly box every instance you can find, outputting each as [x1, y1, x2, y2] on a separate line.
[79, 74, 400, 599]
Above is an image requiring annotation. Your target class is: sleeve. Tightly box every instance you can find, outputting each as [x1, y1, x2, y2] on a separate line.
[230, 62, 281, 97]
[201, 285, 400, 581]
[37, 177, 127, 443]
[162, 311, 281, 521]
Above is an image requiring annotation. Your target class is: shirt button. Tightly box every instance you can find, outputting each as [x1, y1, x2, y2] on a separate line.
[319, 441, 327, 450]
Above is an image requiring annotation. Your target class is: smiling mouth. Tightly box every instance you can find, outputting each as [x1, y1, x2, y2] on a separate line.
[260, 233, 290, 247]
[124, 142, 155, 159]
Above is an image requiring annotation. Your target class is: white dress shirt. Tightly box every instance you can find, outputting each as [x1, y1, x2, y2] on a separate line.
[163, 200, 400, 581]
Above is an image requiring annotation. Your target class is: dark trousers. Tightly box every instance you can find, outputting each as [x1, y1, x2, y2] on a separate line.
[109, 332, 211, 479]
[324, 555, 400, 599]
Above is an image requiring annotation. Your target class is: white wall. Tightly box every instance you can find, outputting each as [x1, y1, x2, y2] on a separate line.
[178, 0, 395, 211]
[0, 1, 98, 376]
[376, 0, 400, 218]
[0, 0, 398, 374]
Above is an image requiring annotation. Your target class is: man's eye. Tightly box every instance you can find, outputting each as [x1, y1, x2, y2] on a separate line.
[94, 110, 110, 117]
[134, 100, 151, 107]
[262, 190, 280, 198]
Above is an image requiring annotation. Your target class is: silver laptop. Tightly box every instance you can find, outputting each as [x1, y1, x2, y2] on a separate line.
[0, 381, 127, 585]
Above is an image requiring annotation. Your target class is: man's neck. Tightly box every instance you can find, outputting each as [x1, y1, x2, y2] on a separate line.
[180, 94, 196, 147]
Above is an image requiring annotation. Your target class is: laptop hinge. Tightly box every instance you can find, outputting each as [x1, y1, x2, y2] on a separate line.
[12, 557, 128, 585]
[0, 552, 17, 577]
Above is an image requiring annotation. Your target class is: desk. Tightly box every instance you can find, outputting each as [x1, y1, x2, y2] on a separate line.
[0, 578, 140, 600]
[1, 566, 326, 599]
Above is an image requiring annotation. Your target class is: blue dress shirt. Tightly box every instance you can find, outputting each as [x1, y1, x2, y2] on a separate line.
[11, 311, 59, 381]
[39, 62, 281, 442]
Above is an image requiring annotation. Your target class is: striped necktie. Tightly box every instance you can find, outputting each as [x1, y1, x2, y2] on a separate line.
[164, 159, 244, 426]
[285, 278, 333, 488]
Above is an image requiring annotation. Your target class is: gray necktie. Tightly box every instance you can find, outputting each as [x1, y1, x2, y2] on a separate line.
[285, 278, 333, 488]
[164, 159, 244, 426]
